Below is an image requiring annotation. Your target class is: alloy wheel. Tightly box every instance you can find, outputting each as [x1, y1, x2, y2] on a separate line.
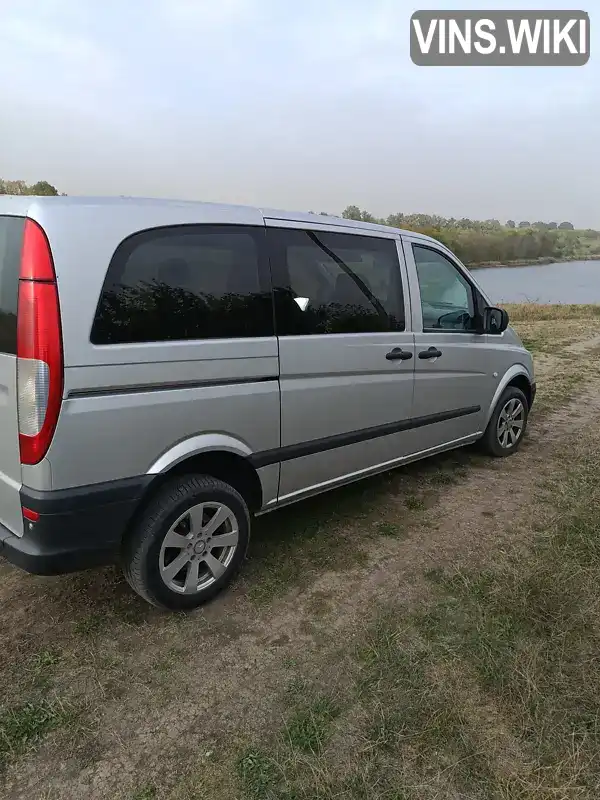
[496, 397, 525, 449]
[159, 502, 239, 594]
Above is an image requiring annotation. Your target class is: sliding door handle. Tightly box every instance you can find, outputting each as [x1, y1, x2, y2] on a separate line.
[386, 348, 413, 361]
[418, 347, 442, 360]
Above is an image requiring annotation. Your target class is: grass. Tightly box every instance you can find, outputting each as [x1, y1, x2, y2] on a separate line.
[73, 612, 107, 637]
[415, 446, 600, 794]
[0, 699, 75, 772]
[244, 454, 467, 603]
[374, 521, 407, 538]
[356, 621, 495, 793]
[245, 479, 382, 602]
[238, 750, 280, 799]
[506, 307, 600, 413]
[504, 302, 600, 322]
[30, 649, 62, 673]
[245, 452, 473, 605]
[236, 620, 496, 799]
[518, 331, 553, 355]
[237, 694, 341, 798]
[0, 646, 73, 774]
[285, 696, 340, 755]
[531, 371, 583, 415]
[404, 493, 425, 511]
[234, 433, 600, 799]
[130, 786, 158, 800]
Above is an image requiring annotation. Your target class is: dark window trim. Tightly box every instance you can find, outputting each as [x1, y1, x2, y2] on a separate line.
[269, 227, 406, 337]
[411, 242, 484, 335]
[0, 214, 26, 355]
[89, 223, 275, 345]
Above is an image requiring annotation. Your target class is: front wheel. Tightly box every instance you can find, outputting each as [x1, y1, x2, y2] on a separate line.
[123, 474, 250, 610]
[480, 386, 529, 458]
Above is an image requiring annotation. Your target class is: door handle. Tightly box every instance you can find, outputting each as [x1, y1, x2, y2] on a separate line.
[386, 348, 413, 361]
[418, 347, 442, 360]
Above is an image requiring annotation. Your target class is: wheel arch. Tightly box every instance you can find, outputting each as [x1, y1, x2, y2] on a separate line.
[506, 374, 533, 408]
[148, 449, 264, 513]
[145, 434, 264, 511]
[120, 438, 267, 554]
[485, 366, 533, 427]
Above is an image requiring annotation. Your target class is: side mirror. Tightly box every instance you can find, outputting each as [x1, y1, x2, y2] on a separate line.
[483, 306, 509, 335]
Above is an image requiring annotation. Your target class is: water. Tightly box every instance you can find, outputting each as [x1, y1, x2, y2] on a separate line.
[473, 260, 600, 304]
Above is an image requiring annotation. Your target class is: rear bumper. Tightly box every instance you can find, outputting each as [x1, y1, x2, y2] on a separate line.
[0, 476, 152, 575]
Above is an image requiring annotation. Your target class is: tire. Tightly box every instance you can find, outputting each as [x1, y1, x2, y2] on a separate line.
[123, 474, 250, 610]
[480, 386, 529, 458]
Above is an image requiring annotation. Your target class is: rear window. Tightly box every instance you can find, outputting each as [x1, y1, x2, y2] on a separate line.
[0, 216, 25, 355]
[91, 224, 274, 344]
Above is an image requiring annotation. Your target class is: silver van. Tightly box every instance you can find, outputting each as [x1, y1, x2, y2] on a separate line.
[0, 197, 535, 609]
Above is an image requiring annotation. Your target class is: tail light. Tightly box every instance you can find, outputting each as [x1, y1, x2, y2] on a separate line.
[17, 219, 63, 465]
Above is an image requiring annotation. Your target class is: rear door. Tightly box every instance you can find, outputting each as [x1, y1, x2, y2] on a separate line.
[402, 236, 496, 450]
[266, 220, 416, 504]
[0, 215, 25, 536]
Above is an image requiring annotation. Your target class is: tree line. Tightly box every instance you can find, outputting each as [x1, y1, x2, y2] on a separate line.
[338, 207, 600, 266]
[0, 178, 59, 196]
[342, 207, 576, 232]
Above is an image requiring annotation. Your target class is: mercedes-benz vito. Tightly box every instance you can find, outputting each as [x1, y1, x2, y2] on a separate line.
[0, 197, 535, 609]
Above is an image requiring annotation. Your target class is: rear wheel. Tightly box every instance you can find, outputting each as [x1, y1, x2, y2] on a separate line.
[123, 474, 250, 610]
[480, 386, 529, 458]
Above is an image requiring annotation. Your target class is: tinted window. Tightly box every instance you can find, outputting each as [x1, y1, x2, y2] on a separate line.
[413, 245, 475, 332]
[0, 216, 25, 355]
[91, 225, 273, 344]
[269, 229, 404, 335]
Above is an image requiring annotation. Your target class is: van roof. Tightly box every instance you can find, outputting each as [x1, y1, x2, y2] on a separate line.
[0, 194, 437, 244]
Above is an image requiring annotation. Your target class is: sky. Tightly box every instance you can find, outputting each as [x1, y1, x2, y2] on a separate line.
[0, 0, 598, 226]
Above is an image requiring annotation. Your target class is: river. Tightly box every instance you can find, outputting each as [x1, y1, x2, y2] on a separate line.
[472, 260, 600, 304]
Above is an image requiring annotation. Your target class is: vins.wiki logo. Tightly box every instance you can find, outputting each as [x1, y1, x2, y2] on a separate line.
[410, 10, 590, 66]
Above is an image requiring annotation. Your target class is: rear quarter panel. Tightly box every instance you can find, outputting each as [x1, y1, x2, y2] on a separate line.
[27, 201, 281, 503]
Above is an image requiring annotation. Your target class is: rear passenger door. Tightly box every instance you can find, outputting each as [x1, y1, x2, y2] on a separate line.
[265, 222, 415, 504]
